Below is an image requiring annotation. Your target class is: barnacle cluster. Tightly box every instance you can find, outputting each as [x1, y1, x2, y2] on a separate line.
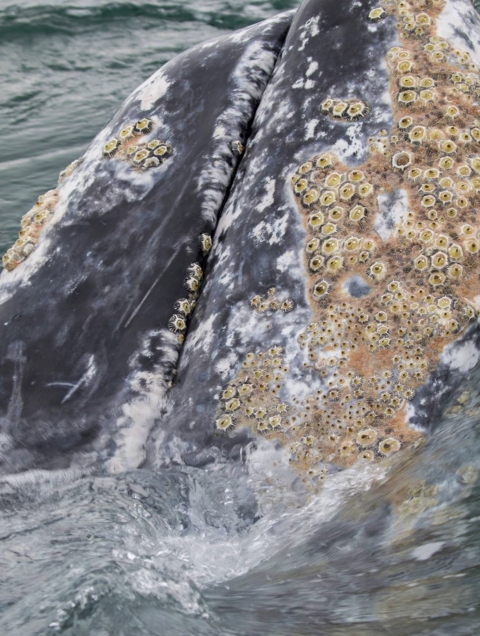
[214, 0, 480, 476]
[102, 119, 174, 171]
[2, 155, 86, 271]
[214, 346, 290, 434]
[2, 189, 60, 271]
[168, 259, 204, 343]
[320, 98, 370, 122]
[249, 286, 295, 314]
[167, 233, 213, 343]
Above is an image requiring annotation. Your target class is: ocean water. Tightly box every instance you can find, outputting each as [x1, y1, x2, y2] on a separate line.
[1, 1, 480, 634]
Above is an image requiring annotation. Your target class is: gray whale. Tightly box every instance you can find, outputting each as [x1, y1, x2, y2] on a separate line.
[1, 0, 480, 487]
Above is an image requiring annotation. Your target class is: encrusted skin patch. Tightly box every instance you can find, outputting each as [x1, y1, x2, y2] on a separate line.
[103, 118, 174, 170]
[2, 189, 60, 272]
[214, 0, 480, 477]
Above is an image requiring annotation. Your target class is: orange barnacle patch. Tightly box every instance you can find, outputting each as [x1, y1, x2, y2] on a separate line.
[213, 0, 480, 482]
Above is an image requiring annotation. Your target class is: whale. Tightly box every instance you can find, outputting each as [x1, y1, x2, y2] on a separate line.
[2, 1, 480, 633]
[1, 0, 480, 491]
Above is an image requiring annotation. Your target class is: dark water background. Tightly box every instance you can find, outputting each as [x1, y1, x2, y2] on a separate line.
[1, 2, 480, 635]
[0, 0, 300, 255]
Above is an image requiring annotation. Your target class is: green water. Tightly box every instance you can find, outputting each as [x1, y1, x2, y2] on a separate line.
[0, 0, 300, 255]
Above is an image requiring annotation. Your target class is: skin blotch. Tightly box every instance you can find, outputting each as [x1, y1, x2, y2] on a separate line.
[214, 0, 480, 479]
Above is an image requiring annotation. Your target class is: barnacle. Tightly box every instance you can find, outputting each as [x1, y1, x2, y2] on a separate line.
[339, 183, 355, 201]
[326, 255, 343, 273]
[184, 276, 200, 293]
[303, 189, 319, 206]
[306, 238, 320, 253]
[346, 101, 369, 120]
[358, 183, 374, 198]
[357, 428, 377, 446]
[409, 126, 426, 143]
[431, 252, 448, 269]
[313, 280, 330, 299]
[400, 75, 416, 88]
[399, 90, 417, 105]
[322, 238, 339, 255]
[215, 415, 233, 431]
[414, 255, 428, 271]
[308, 212, 325, 228]
[329, 206, 344, 220]
[316, 153, 333, 168]
[134, 118, 154, 134]
[103, 139, 120, 158]
[154, 144, 174, 158]
[368, 261, 387, 281]
[440, 140, 457, 154]
[368, 7, 386, 22]
[465, 239, 480, 254]
[349, 205, 366, 222]
[225, 398, 241, 412]
[200, 233, 213, 254]
[174, 298, 191, 316]
[230, 140, 244, 157]
[378, 438, 401, 455]
[133, 149, 150, 165]
[398, 116, 413, 129]
[332, 101, 348, 118]
[321, 223, 337, 236]
[344, 236, 360, 251]
[143, 156, 161, 169]
[320, 191, 336, 206]
[281, 299, 295, 313]
[325, 172, 342, 188]
[309, 255, 325, 272]
[392, 151, 413, 170]
[429, 272, 446, 286]
[321, 98, 334, 113]
[185, 264, 202, 284]
[146, 139, 162, 151]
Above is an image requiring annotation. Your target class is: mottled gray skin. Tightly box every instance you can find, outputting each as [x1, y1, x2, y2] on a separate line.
[0, 13, 293, 475]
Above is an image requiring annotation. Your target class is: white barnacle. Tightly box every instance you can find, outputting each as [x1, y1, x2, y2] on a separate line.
[174, 298, 191, 316]
[168, 314, 187, 333]
[103, 138, 120, 158]
[142, 156, 161, 170]
[367, 7, 386, 22]
[119, 123, 136, 142]
[215, 415, 233, 432]
[187, 263, 203, 280]
[313, 279, 330, 299]
[200, 233, 213, 254]
[184, 276, 200, 293]
[392, 151, 412, 170]
[134, 118, 154, 134]
[378, 438, 401, 455]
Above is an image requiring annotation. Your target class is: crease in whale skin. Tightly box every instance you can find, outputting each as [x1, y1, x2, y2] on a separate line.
[150, 0, 480, 496]
[0, 11, 294, 477]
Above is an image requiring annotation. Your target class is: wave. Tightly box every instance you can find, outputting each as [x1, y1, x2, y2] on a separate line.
[0, 1, 297, 39]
